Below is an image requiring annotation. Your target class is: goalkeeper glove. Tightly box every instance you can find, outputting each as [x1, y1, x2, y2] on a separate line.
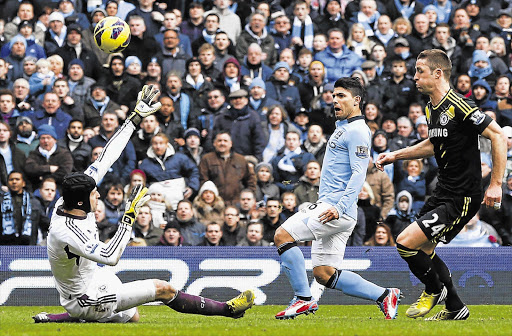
[120, 184, 150, 227]
[128, 84, 162, 126]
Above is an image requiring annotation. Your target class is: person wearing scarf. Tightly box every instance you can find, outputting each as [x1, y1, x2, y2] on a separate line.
[0, 171, 35, 245]
[468, 50, 496, 87]
[291, 1, 315, 51]
[236, 12, 277, 66]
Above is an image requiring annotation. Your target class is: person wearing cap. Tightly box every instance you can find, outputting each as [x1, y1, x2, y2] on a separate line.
[465, 0, 499, 33]
[52, 78, 83, 121]
[83, 83, 122, 129]
[178, 127, 203, 166]
[25, 124, 73, 187]
[213, 89, 266, 161]
[248, 77, 281, 123]
[0, 120, 27, 188]
[1, 21, 45, 60]
[154, 29, 190, 79]
[57, 119, 92, 172]
[265, 61, 302, 119]
[4, 1, 45, 44]
[236, 12, 276, 67]
[414, 115, 429, 142]
[463, 35, 508, 80]
[241, 43, 273, 83]
[44, 12, 67, 55]
[157, 219, 189, 246]
[314, 28, 363, 83]
[216, 56, 244, 94]
[57, 0, 91, 30]
[125, 15, 163, 70]
[5, 35, 28, 81]
[180, 2, 205, 43]
[470, 79, 497, 112]
[15, 115, 40, 156]
[205, 0, 242, 45]
[65, 58, 95, 112]
[490, 8, 512, 44]
[192, 180, 225, 226]
[80, 7, 109, 66]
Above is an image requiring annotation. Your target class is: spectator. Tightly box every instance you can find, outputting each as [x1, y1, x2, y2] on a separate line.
[180, 2, 205, 43]
[179, 128, 203, 166]
[260, 197, 284, 242]
[241, 43, 273, 84]
[270, 12, 292, 56]
[349, 0, 380, 35]
[262, 104, 300, 162]
[370, 15, 394, 47]
[303, 124, 326, 163]
[492, 75, 510, 102]
[25, 124, 73, 188]
[57, 119, 91, 172]
[0, 170, 43, 245]
[124, 169, 147, 202]
[265, 61, 302, 119]
[97, 54, 141, 111]
[315, 0, 349, 37]
[157, 220, 189, 246]
[193, 180, 225, 225]
[197, 88, 226, 151]
[358, 181, 382, 241]
[364, 222, 396, 247]
[366, 156, 395, 220]
[451, 7, 482, 56]
[182, 57, 214, 111]
[237, 221, 270, 246]
[15, 116, 39, 156]
[155, 96, 185, 148]
[191, 13, 221, 56]
[4, 1, 45, 43]
[396, 159, 426, 213]
[310, 83, 336, 137]
[146, 182, 172, 230]
[53, 24, 102, 81]
[237, 12, 276, 67]
[389, 116, 416, 150]
[370, 43, 390, 79]
[126, 0, 164, 37]
[215, 56, 244, 93]
[221, 205, 246, 246]
[93, 199, 113, 242]
[213, 31, 235, 72]
[124, 15, 161, 69]
[407, 14, 433, 57]
[0, 121, 25, 189]
[47, 54, 65, 79]
[0, 89, 23, 131]
[297, 60, 327, 110]
[206, 0, 242, 45]
[197, 222, 226, 246]
[199, 131, 257, 204]
[44, 12, 67, 55]
[385, 190, 416, 240]
[381, 58, 420, 116]
[142, 57, 162, 84]
[81, 8, 108, 67]
[83, 83, 122, 129]
[133, 205, 163, 246]
[248, 77, 281, 125]
[162, 73, 195, 130]
[348, 206, 366, 247]
[290, 0, 316, 52]
[131, 114, 161, 163]
[28, 58, 54, 100]
[56, 0, 90, 30]
[363, 101, 383, 128]
[88, 111, 137, 185]
[255, 162, 280, 202]
[470, 79, 497, 112]
[271, 130, 315, 193]
[139, 133, 199, 208]
[294, 160, 321, 205]
[293, 48, 313, 83]
[314, 28, 363, 83]
[101, 182, 125, 226]
[33, 176, 59, 241]
[5, 35, 27, 80]
[66, 58, 95, 113]
[0, 58, 12, 89]
[155, 28, 190, 79]
[431, 23, 462, 76]
[346, 23, 375, 59]
[213, 89, 266, 161]
[385, 0, 424, 22]
[198, 43, 221, 82]
[238, 189, 259, 224]
[280, 191, 298, 221]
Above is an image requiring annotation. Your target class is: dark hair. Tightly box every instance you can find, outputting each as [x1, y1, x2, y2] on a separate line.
[266, 197, 281, 205]
[0, 89, 15, 102]
[247, 221, 264, 234]
[0, 120, 12, 134]
[334, 77, 366, 110]
[364, 222, 396, 246]
[214, 130, 231, 141]
[68, 119, 84, 128]
[8, 169, 26, 182]
[205, 12, 220, 22]
[327, 27, 345, 40]
[417, 49, 452, 81]
[177, 199, 193, 208]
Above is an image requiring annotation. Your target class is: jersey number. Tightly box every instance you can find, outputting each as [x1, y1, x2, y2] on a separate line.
[308, 203, 319, 210]
[422, 214, 446, 236]
[64, 245, 80, 266]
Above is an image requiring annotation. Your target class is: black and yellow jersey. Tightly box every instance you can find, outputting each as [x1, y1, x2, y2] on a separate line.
[425, 89, 492, 196]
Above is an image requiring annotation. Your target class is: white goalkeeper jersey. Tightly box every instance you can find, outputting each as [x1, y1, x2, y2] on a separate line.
[47, 120, 136, 300]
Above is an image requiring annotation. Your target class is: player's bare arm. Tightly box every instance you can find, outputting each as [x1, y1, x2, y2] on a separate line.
[375, 138, 435, 171]
[481, 120, 507, 209]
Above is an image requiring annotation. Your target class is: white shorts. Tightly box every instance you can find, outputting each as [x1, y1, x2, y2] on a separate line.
[281, 201, 356, 269]
[61, 267, 156, 322]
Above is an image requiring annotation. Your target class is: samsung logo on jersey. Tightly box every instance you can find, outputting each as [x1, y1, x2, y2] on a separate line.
[428, 128, 448, 138]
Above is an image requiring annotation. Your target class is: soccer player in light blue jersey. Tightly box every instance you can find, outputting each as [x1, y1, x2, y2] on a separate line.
[274, 77, 401, 320]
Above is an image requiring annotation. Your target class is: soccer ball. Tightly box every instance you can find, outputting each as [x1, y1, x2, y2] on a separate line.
[94, 16, 131, 53]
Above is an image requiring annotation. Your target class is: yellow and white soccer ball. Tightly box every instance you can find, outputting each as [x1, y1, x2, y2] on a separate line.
[94, 16, 131, 53]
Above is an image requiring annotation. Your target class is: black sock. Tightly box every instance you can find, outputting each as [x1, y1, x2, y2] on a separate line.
[297, 295, 312, 301]
[396, 243, 443, 294]
[430, 251, 464, 311]
[166, 291, 231, 317]
[376, 289, 390, 304]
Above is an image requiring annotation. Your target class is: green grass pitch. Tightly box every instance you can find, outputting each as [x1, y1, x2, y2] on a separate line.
[2, 305, 512, 336]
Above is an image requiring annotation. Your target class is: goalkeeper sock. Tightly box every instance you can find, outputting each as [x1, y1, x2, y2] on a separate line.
[396, 243, 443, 294]
[166, 291, 230, 317]
[278, 242, 312, 301]
[46, 312, 81, 322]
[430, 251, 464, 311]
[326, 270, 386, 301]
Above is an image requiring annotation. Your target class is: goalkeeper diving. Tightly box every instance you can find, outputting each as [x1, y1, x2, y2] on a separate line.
[33, 85, 254, 323]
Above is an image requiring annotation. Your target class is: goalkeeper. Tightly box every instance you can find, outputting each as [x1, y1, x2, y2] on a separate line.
[34, 85, 254, 323]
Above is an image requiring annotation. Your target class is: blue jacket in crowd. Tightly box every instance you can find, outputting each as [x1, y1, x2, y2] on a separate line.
[314, 45, 363, 83]
[25, 108, 72, 139]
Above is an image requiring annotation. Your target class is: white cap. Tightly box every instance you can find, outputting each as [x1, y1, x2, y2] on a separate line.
[49, 12, 65, 23]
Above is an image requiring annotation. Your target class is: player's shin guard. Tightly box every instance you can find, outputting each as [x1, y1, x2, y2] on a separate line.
[396, 243, 443, 294]
[166, 291, 230, 317]
[429, 251, 464, 311]
[277, 242, 312, 301]
[326, 269, 386, 301]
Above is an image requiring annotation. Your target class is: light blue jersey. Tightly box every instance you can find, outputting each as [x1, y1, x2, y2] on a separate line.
[318, 116, 371, 220]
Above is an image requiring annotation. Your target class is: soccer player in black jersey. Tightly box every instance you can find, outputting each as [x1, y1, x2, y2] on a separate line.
[376, 49, 507, 321]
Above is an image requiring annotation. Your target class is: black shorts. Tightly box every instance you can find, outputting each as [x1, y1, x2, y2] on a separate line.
[416, 192, 481, 244]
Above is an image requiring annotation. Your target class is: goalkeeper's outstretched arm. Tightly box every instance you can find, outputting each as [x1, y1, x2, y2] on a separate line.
[84, 85, 161, 184]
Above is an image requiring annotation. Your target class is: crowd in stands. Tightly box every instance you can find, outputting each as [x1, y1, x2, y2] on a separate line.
[0, 0, 511, 248]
